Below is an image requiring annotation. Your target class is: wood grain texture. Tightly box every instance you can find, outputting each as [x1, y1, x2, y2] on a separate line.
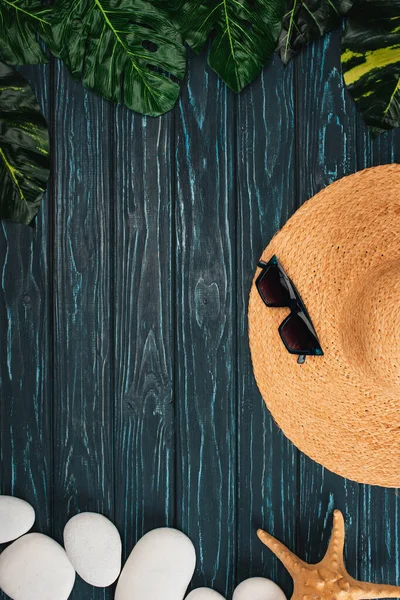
[51, 61, 113, 599]
[0, 64, 51, 600]
[0, 64, 51, 527]
[236, 54, 298, 598]
[1, 39, 400, 600]
[295, 29, 362, 577]
[174, 50, 237, 597]
[357, 123, 400, 593]
[113, 104, 175, 558]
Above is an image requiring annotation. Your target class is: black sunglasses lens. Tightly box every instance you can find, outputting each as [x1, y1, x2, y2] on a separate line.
[258, 266, 290, 307]
[280, 313, 320, 354]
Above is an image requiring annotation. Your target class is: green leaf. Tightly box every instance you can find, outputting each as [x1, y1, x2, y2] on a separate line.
[341, 0, 400, 132]
[48, 0, 186, 116]
[0, 62, 50, 224]
[277, 0, 351, 64]
[0, 0, 51, 65]
[159, 0, 286, 93]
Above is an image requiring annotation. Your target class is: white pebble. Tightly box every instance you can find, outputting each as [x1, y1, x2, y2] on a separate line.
[186, 588, 226, 599]
[63, 512, 121, 587]
[115, 528, 196, 600]
[0, 496, 35, 543]
[0, 533, 75, 600]
[233, 577, 287, 600]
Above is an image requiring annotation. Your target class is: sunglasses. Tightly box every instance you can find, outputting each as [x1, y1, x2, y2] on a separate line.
[256, 255, 323, 364]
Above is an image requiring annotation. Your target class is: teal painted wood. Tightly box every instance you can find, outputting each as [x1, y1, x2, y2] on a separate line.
[0, 64, 52, 527]
[296, 30, 361, 574]
[113, 103, 175, 559]
[0, 64, 52, 600]
[1, 39, 400, 600]
[174, 50, 237, 597]
[51, 61, 114, 599]
[358, 125, 400, 593]
[236, 54, 298, 598]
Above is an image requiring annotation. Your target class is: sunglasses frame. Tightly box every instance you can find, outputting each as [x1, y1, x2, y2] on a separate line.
[256, 255, 324, 363]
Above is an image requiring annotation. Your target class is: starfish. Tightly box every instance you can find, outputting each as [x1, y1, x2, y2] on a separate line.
[257, 510, 400, 600]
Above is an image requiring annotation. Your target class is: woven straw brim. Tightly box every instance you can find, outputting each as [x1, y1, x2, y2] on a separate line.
[248, 165, 400, 487]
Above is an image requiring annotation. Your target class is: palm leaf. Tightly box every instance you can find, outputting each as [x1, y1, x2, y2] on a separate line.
[277, 0, 351, 64]
[341, 0, 400, 131]
[159, 0, 286, 93]
[0, 0, 51, 65]
[0, 63, 50, 224]
[48, 0, 186, 116]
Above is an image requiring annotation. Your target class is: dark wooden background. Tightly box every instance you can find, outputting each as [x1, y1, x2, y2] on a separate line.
[1, 29, 400, 600]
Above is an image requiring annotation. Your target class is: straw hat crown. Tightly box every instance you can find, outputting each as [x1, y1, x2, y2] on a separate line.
[248, 165, 400, 487]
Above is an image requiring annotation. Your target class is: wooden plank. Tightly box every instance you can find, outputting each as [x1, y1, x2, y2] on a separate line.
[236, 55, 298, 597]
[296, 30, 360, 573]
[174, 51, 236, 597]
[113, 105, 175, 557]
[52, 62, 113, 600]
[359, 485, 400, 590]
[357, 125, 400, 589]
[0, 63, 52, 550]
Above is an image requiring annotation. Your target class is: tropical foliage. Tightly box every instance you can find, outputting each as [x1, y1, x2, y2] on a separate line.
[159, 0, 286, 93]
[341, 0, 400, 132]
[0, 62, 50, 224]
[0, 0, 399, 222]
[48, 0, 186, 116]
[0, 0, 399, 125]
[277, 0, 350, 64]
[0, 0, 51, 64]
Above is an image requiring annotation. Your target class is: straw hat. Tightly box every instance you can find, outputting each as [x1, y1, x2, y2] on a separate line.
[248, 164, 400, 487]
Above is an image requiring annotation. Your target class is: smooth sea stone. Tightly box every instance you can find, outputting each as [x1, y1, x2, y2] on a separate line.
[233, 578, 287, 600]
[186, 588, 226, 599]
[0, 496, 35, 544]
[0, 533, 75, 600]
[115, 527, 196, 600]
[63, 512, 121, 587]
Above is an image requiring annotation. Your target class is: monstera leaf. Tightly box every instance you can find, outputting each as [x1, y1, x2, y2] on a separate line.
[277, 0, 351, 64]
[0, 0, 51, 65]
[342, 0, 400, 131]
[48, 0, 186, 116]
[160, 0, 286, 93]
[0, 63, 50, 224]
